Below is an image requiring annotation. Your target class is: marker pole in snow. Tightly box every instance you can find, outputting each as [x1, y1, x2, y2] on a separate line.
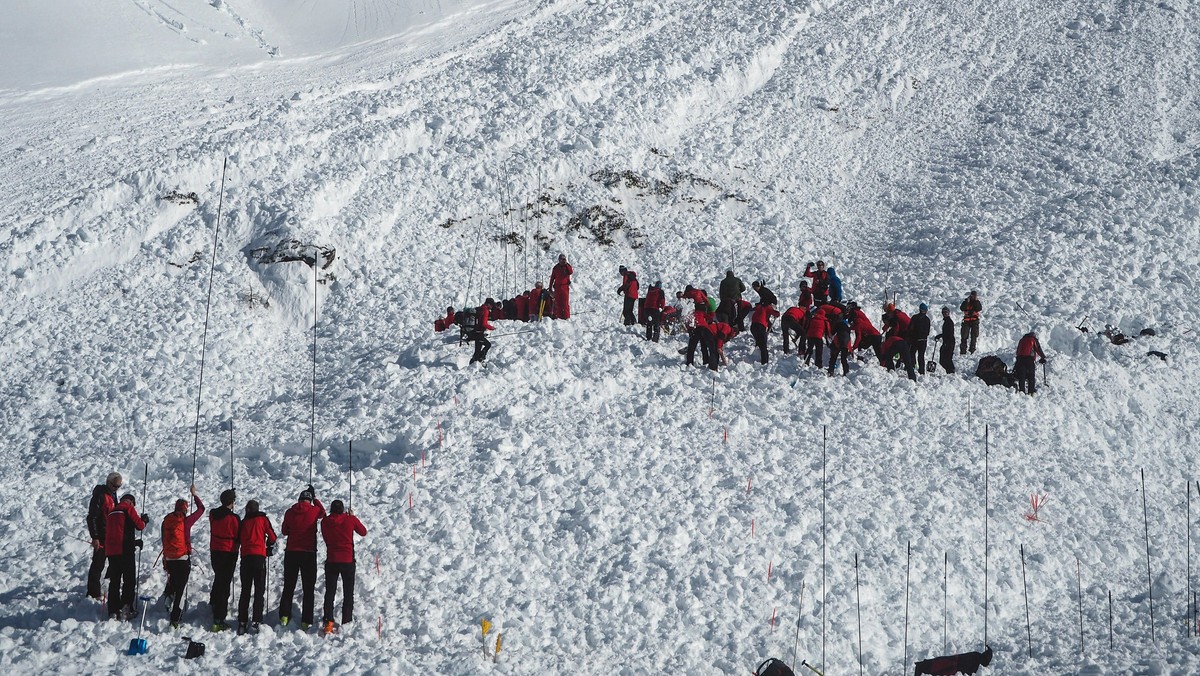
[1076, 556, 1084, 655]
[309, 262, 318, 486]
[983, 424, 989, 646]
[903, 541, 911, 673]
[1108, 589, 1114, 650]
[1142, 468, 1155, 644]
[189, 157, 228, 487]
[855, 553, 863, 676]
[348, 440, 354, 513]
[135, 462, 148, 609]
[821, 425, 827, 672]
[943, 551, 949, 654]
[1020, 544, 1032, 658]
[229, 420, 235, 490]
[791, 581, 804, 668]
[1188, 480, 1192, 640]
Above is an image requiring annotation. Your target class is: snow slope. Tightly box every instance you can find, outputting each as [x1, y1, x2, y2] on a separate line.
[2, 0, 1200, 673]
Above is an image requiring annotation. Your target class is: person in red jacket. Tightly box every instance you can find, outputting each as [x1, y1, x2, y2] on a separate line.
[711, 316, 737, 368]
[685, 307, 716, 369]
[469, 299, 497, 365]
[750, 302, 780, 364]
[86, 471, 122, 600]
[618, 266, 639, 326]
[883, 303, 911, 339]
[881, 335, 917, 381]
[549, 254, 573, 319]
[680, 285, 708, 310]
[236, 499, 278, 634]
[828, 314, 854, 376]
[847, 302, 883, 362]
[321, 499, 367, 632]
[1014, 331, 1047, 395]
[279, 485, 325, 629]
[105, 493, 146, 619]
[804, 306, 830, 368]
[798, 281, 813, 310]
[161, 484, 205, 627]
[781, 306, 805, 354]
[209, 488, 240, 631]
[804, 261, 830, 304]
[643, 281, 667, 342]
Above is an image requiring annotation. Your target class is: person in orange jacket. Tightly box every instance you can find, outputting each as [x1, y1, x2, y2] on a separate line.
[161, 485, 205, 626]
[236, 499, 277, 634]
[549, 254, 573, 319]
[1014, 331, 1047, 395]
[469, 300, 497, 364]
[321, 499, 367, 632]
[105, 493, 147, 619]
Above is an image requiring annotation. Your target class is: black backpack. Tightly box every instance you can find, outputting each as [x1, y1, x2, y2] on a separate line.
[755, 658, 795, 676]
[975, 355, 1009, 386]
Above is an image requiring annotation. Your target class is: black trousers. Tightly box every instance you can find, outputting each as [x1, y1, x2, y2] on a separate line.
[806, 337, 824, 367]
[885, 346, 917, 381]
[238, 555, 267, 624]
[164, 559, 191, 624]
[939, 340, 956, 373]
[280, 551, 318, 624]
[752, 323, 769, 364]
[88, 544, 107, 598]
[622, 297, 637, 325]
[645, 308, 662, 342]
[858, 334, 883, 363]
[686, 328, 713, 368]
[913, 338, 929, 374]
[960, 322, 979, 354]
[470, 333, 491, 363]
[1014, 355, 1037, 394]
[106, 554, 135, 617]
[781, 316, 802, 353]
[210, 550, 238, 624]
[828, 346, 850, 375]
[324, 562, 357, 624]
[717, 298, 737, 324]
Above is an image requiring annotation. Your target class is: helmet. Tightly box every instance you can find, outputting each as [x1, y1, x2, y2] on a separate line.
[919, 303, 928, 312]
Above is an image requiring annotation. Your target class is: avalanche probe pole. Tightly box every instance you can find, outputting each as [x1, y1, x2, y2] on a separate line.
[349, 440, 354, 513]
[309, 260, 318, 486]
[190, 157, 228, 487]
[1143, 469, 1155, 644]
[135, 462, 148, 609]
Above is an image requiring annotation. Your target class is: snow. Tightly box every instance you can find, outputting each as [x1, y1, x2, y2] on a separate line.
[1, 0, 1200, 673]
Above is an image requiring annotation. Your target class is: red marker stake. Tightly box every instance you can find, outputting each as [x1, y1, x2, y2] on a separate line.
[375, 552, 381, 575]
[377, 615, 382, 640]
[724, 427, 728, 444]
[746, 478, 752, 495]
[421, 450, 426, 468]
[408, 493, 413, 512]
[768, 560, 773, 582]
[751, 518, 756, 539]
[770, 607, 776, 633]
[438, 421, 443, 448]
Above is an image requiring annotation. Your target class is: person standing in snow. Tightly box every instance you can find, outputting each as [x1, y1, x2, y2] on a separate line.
[798, 280, 814, 310]
[826, 267, 844, 303]
[618, 266, 639, 326]
[161, 485, 205, 627]
[549, 254, 573, 319]
[236, 499, 277, 634]
[321, 499, 367, 633]
[469, 300, 496, 364]
[882, 303, 912, 340]
[804, 306, 830, 368]
[750, 302, 780, 364]
[804, 261, 830, 304]
[643, 281, 666, 342]
[279, 485, 325, 630]
[685, 307, 716, 369]
[780, 305, 805, 354]
[828, 314, 853, 376]
[1014, 331, 1047, 395]
[934, 307, 956, 373]
[86, 471, 122, 600]
[960, 290, 982, 354]
[718, 270, 746, 328]
[105, 494, 146, 619]
[209, 488, 240, 632]
[910, 304, 933, 375]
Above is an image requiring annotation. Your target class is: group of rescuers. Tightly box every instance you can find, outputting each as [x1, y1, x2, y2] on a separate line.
[443, 255, 1046, 395]
[86, 475, 366, 635]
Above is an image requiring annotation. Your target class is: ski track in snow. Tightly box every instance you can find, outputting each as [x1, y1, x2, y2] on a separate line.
[1, 0, 1200, 672]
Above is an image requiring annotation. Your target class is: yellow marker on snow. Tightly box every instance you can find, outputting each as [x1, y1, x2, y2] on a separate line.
[481, 619, 492, 657]
[494, 633, 502, 663]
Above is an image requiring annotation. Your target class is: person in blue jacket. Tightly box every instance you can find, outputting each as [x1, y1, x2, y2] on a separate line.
[827, 267, 844, 303]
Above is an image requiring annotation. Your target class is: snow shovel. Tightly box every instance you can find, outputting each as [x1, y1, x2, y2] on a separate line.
[926, 337, 941, 374]
[128, 595, 152, 655]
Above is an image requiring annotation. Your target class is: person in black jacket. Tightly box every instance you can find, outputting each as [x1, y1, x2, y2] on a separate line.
[910, 304, 933, 375]
[86, 472, 122, 599]
[751, 280, 778, 308]
[934, 307, 956, 373]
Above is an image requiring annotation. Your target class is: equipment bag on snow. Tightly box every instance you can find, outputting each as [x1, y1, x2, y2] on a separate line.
[975, 355, 1010, 387]
[754, 658, 796, 676]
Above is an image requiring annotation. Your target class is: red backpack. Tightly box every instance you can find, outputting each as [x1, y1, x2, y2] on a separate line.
[162, 512, 188, 559]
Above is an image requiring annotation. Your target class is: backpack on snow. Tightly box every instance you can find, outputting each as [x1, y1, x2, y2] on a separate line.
[975, 355, 1010, 387]
[754, 658, 796, 676]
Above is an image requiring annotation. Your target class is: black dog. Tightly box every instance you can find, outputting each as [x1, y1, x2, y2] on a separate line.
[913, 645, 992, 676]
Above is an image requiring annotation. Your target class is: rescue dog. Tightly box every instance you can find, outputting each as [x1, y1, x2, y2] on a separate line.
[913, 645, 992, 676]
